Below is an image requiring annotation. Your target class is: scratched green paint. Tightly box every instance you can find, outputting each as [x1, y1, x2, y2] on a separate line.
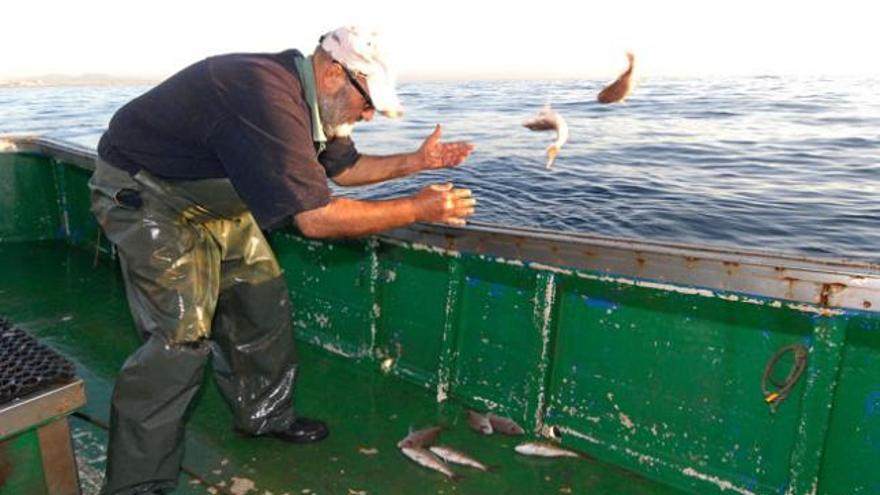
[817, 313, 880, 494]
[52, 161, 105, 251]
[0, 154, 59, 242]
[271, 233, 376, 357]
[373, 245, 452, 387]
[450, 259, 547, 426]
[548, 275, 819, 494]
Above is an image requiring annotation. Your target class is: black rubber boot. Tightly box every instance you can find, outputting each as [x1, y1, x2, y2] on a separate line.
[239, 417, 330, 443]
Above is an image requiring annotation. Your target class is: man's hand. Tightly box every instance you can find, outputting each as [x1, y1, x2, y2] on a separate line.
[413, 183, 476, 226]
[415, 124, 475, 171]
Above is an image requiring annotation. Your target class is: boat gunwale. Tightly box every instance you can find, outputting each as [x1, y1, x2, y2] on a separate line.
[2, 134, 878, 313]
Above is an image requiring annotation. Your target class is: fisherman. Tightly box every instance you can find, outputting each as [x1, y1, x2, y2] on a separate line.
[90, 26, 476, 495]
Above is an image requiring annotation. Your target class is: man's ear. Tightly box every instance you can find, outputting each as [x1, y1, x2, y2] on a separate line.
[320, 62, 346, 93]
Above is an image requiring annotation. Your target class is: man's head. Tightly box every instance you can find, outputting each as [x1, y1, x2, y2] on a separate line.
[313, 27, 403, 139]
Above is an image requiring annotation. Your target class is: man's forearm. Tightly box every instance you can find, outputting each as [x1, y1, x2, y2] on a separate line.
[294, 197, 418, 239]
[331, 153, 421, 186]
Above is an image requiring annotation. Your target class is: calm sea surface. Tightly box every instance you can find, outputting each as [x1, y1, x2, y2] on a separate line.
[1, 77, 878, 263]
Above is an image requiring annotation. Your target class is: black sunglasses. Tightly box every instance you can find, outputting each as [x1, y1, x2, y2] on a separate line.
[335, 62, 375, 112]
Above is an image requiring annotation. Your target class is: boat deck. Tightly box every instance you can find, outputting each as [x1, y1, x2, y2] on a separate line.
[0, 241, 690, 495]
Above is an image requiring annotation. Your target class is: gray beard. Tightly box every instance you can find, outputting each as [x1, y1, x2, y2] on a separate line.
[319, 88, 356, 139]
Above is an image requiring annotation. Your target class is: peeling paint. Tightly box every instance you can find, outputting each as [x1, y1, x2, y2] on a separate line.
[534, 274, 557, 432]
[785, 303, 843, 317]
[436, 383, 448, 403]
[625, 447, 658, 466]
[555, 425, 602, 445]
[402, 241, 461, 258]
[230, 477, 257, 495]
[568, 269, 842, 315]
[527, 262, 574, 276]
[472, 395, 502, 411]
[681, 467, 757, 495]
[312, 339, 359, 358]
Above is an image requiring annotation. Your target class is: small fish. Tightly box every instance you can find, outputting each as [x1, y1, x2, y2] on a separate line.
[429, 445, 489, 471]
[514, 441, 582, 458]
[466, 410, 493, 435]
[400, 446, 458, 479]
[597, 52, 636, 104]
[523, 104, 569, 169]
[397, 425, 443, 448]
[487, 413, 525, 436]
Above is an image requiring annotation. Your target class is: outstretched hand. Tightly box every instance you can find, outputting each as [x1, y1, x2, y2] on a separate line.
[413, 183, 476, 226]
[416, 124, 475, 170]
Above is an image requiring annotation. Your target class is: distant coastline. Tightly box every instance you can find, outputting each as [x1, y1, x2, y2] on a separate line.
[0, 74, 158, 88]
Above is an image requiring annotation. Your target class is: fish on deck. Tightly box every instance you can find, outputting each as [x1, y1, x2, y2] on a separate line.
[466, 409, 493, 435]
[428, 445, 490, 471]
[400, 446, 459, 479]
[514, 441, 583, 458]
[397, 425, 444, 448]
[597, 52, 636, 104]
[523, 104, 569, 169]
[486, 413, 525, 435]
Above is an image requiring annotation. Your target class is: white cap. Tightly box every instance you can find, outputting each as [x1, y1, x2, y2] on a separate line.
[320, 26, 404, 118]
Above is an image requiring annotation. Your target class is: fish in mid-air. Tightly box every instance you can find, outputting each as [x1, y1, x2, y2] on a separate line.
[523, 104, 569, 169]
[514, 441, 583, 458]
[597, 52, 636, 104]
[400, 446, 459, 479]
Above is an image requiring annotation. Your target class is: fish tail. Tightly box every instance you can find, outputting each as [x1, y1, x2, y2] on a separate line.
[546, 145, 559, 169]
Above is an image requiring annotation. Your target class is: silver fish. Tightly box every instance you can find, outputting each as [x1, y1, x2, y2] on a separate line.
[514, 441, 582, 458]
[466, 410, 493, 435]
[523, 104, 569, 169]
[428, 445, 489, 471]
[487, 413, 525, 436]
[400, 446, 458, 479]
[397, 425, 443, 448]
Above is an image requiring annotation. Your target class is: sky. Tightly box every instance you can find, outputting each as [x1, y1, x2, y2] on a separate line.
[2, 0, 879, 81]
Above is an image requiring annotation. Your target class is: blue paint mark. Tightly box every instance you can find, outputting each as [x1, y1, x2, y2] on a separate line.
[801, 335, 814, 349]
[866, 391, 880, 416]
[583, 296, 618, 311]
[760, 328, 771, 340]
[735, 474, 758, 492]
[465, 276, 480, 288]
[810, 313, 823, 322]
[487, 282, 507, 298]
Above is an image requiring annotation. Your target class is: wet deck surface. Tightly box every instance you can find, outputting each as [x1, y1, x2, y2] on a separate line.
[0, 241, 691, 495]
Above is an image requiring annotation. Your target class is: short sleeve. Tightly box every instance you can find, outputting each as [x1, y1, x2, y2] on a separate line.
[319, 137, 361, 177]
[207, 56, 331, 228]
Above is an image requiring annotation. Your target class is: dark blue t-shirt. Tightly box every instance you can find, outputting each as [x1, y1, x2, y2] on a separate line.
[98, 49, 360, 228]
